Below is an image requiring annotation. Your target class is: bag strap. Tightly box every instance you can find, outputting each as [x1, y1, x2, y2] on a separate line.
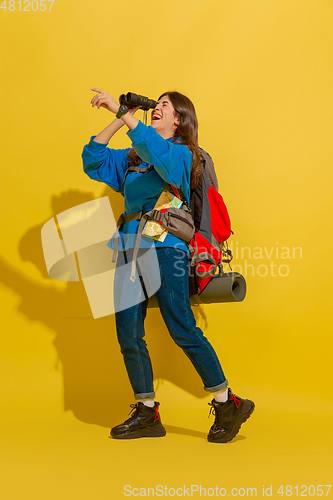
[199, 148, 219, 190]
[112, 210, 147, 264]
[122, 165, 154, 191]
[163, 181, 190, 212]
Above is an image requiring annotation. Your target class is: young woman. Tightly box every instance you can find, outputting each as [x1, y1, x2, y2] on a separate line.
[82, 88, 255, 443]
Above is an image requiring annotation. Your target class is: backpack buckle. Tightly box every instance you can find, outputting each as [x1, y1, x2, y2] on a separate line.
[150, 210, 164, 222]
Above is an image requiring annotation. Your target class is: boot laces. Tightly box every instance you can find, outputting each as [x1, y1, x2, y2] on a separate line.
[123, 403, 140, 424]
[208, 393, 240, 427]
[208, 402, 216, 419]
[208, 402, 225, 427]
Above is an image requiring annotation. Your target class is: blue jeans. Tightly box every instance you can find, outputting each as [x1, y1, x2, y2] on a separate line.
[114, 246, 228, 399]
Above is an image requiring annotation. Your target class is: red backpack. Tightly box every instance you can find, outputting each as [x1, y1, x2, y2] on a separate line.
[188, 148, 233, 296]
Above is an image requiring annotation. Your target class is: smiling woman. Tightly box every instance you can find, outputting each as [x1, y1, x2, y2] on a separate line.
[81, 88, 255, 443]
[126, 92, 202, 189]
[151, 96, 179, 137]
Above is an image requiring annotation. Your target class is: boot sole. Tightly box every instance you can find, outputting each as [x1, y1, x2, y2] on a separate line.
[208, 401, 255, 443]
[111, 423, 167, 440]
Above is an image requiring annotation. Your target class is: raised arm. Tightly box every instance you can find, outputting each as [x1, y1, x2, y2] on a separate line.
[127, 121, 192, 202]
[82, 88, 141, 193]
[87, 88, 192, 201]
[90, 88, 140, 143]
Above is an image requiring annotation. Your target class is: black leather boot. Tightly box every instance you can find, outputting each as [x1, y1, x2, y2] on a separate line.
[207, 388, 255, 443]
[110, 402, 166, 439]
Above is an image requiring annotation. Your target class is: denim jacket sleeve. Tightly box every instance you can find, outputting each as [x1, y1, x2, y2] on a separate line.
[127, 120, 192, 202]
[81, 136, 131, 194]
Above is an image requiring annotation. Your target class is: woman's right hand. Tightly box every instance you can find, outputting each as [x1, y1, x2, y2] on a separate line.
[90, 88, 120, 114]
[90, 88, 141, 116]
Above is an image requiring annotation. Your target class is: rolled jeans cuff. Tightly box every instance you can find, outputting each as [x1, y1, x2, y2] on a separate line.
[204, 380, 229, 393]
[134, 392, 156, 400]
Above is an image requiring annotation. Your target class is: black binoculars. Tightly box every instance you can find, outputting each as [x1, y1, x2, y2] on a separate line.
[119, 92, 157, 111]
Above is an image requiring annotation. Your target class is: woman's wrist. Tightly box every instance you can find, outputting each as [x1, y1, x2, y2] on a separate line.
[93, 117, 125, 144]
[120, 112, 139, 131]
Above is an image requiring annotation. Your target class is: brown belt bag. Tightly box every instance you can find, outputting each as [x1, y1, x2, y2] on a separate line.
[148, 206, 195, 242]
[112, 206, 195, 282]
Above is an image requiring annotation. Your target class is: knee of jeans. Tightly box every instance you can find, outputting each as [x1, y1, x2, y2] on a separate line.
[116, 327, 142, 349]
[115, 320, 148, 351]
[167, 329, 196, 350]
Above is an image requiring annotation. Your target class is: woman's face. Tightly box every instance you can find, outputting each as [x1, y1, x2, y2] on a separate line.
[150, 95, 180, 139]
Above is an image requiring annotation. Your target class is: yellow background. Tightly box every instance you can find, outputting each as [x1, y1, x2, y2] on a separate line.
[1, 0, 332, 498]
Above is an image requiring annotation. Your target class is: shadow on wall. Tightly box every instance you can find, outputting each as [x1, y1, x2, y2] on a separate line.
[1, 187, 209, 429]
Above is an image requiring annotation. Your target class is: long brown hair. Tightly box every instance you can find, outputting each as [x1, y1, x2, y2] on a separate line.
[127, 91, 201, 189]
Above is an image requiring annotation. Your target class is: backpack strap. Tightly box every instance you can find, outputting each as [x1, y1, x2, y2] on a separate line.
[162, 181, 190, 212]
[199, 148, 219, 190]
[189, 238, 218, 278]
[112, 210, 147, 264]
[122, 165, 154, 191]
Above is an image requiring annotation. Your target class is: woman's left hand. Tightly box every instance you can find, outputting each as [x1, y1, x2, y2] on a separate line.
[90, 88, 120, 114]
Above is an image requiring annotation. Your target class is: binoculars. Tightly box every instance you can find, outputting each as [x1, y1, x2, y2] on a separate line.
[119, 92, 157, 111]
